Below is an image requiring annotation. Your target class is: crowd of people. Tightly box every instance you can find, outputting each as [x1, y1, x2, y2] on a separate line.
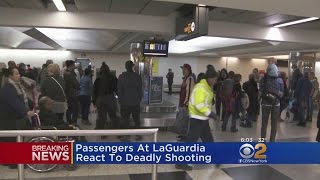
[0, 59, 144, 144]
[0, 58, 320, 171]
[170, 59, 320, 170]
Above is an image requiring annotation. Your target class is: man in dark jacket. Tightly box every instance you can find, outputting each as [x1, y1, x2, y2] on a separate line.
[294, 72, 312, 127]
[243, 74, 259, 127]
[118, 61, 143, 141]
[166, 68, 174, 95]
[63, 60, 80, 125]
[290, 64, 302, 93]
[93, 62, 118, 135]
[260, 64, 284, 142]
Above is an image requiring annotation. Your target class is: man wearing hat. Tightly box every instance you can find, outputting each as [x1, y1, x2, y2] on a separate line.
[175, 64, 195, 141]
[176, 64, 219, 171]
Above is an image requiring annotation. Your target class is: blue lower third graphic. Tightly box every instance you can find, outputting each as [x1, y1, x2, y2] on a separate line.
[72, 142, 320, 164]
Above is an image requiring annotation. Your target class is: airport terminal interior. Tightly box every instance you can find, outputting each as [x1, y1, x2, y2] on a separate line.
[1, 0, 320, 180]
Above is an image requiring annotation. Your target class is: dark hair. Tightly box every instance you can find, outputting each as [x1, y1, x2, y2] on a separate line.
[65, 60, 75, 68]
[8, 67, 18, 76]
[125, 60, 134, 71]
[27, 64, 30, 67]
[100, 62, 110, 75]
[228, 71, 235, 79]
[234, 74, 242, 83]
[219, 68, 228, 80]
[84, 68, 91, 76]
[197, 72, 206, 83]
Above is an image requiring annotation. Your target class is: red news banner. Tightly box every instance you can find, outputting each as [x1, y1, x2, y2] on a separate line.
[0, 142, 72, 164]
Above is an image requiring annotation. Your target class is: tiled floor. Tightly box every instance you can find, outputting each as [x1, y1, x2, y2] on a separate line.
[1, 93, 320, 179]
[222, 165, 293, 180]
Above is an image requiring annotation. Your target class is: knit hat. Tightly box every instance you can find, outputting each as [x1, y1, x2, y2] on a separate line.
[205, 65, 218, 78]
[267, 64, 279, 77]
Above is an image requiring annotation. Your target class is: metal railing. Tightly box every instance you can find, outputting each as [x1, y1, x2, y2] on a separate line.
[0, 129, 159, 180]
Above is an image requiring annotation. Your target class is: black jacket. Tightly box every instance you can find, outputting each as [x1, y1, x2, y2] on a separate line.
[38, 108, 69, 129]
[243, 79, 259, 112]
[93, 72, 117, 105]
[0, 83, 29, 131]
[291, 69, 302, 91]
[40, 75, 66, 102]
[118, 71, 142, 106]
[63, 70, 79, 98]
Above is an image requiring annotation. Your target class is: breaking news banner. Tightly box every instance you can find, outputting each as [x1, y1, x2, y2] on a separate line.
[0, 142, 320, 164]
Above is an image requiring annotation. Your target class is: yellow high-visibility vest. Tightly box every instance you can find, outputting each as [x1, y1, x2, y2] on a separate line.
[188, 79, 214, 120]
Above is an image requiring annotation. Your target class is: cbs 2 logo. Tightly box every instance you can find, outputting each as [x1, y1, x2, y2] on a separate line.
[239, 143, 267, 159]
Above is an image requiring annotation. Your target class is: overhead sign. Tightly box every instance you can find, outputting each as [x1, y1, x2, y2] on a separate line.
[176, 6, 209, 41]
[184, 21, 196, 34]
[143, 41, 169, 57]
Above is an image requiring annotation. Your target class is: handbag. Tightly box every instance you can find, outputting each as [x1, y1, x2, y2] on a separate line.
[262, 93, 278, 105]
[261, 75, 280, 105]
[51, 77, 68, 110]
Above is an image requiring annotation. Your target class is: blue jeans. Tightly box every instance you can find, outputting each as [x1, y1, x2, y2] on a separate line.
[222, 98, 240, 130]
[78, 95, 91, 121]
[66, 96, 79, 124]
[174, 107, 190, 136]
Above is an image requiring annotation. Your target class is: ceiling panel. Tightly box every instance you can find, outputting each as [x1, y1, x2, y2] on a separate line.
[229, 11, 276, 23]
[3, 0, 44, 9]
[36, 28, 125, 51]
[254, 14, 301, 26]
[209, 7, 246, 21]
[140, 1, 183, 16]
[0, 27, 53, 49]
[75, 0, 110, 12]
[110, 0, 150, 14]
[0, 0, 10, 7]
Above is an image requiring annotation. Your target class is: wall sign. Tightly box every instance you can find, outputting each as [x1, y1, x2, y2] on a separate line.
[149, 76, 163, 104]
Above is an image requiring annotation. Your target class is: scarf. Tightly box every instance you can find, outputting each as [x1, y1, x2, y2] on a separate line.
[8, 78, 29, 110]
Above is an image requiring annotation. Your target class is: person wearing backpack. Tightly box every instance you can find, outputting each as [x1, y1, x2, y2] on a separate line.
[260, 64, 284, 142]
[222, 74, 242, 132]
[221, 77, 236, 132]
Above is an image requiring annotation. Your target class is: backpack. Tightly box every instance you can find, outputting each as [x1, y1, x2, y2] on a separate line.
[240, 90, 249, 110]
[221, 79, 234, 97]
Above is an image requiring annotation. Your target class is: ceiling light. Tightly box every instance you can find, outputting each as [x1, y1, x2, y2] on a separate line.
[273, 17, 319, 28]
[264, 55, 289, 59]
[52, 0, 66, 11]
[169, 36, 259, 54]
[198, 4, 206, 7]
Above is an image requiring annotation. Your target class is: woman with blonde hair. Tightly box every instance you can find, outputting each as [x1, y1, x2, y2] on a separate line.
[40, 63, 67, 120]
